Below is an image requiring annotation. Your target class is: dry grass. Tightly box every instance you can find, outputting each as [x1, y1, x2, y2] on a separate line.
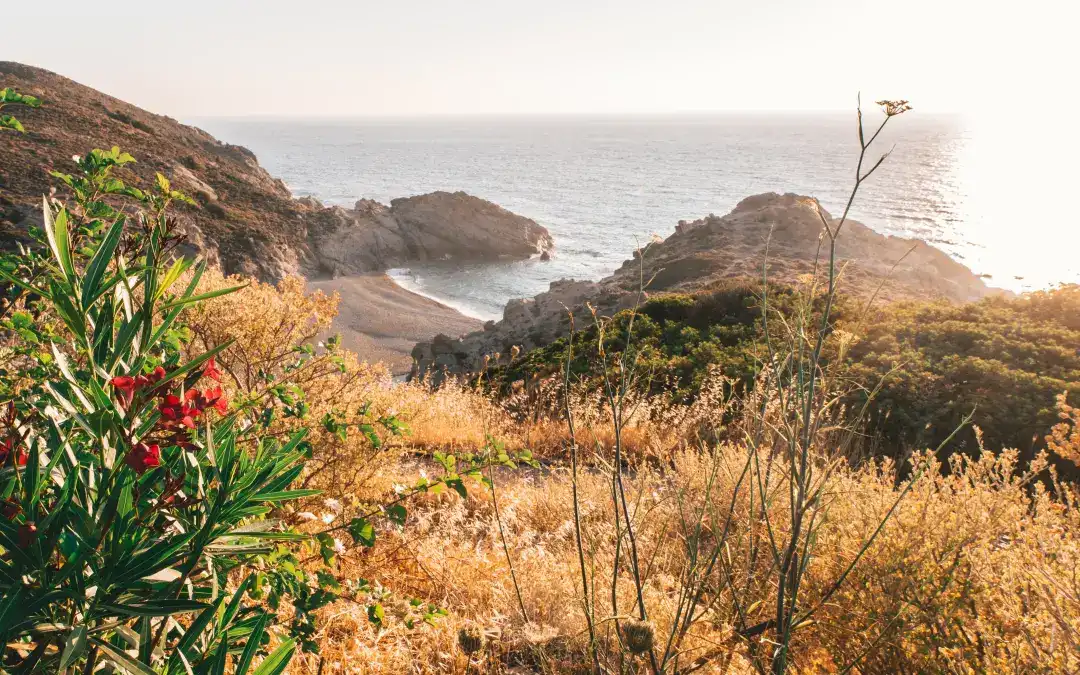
[184, 271, 1080, 674]
[286, 444, 1080, 674]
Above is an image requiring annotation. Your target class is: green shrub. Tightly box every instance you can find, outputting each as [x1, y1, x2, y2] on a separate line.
[847, 286, 1080, 461]
[0, 143, 309, 672]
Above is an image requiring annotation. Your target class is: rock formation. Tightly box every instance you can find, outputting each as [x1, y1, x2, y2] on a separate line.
[307, 192, 552, 277]
[0, 62, 550, 281]
[411, 192, 1001, 380]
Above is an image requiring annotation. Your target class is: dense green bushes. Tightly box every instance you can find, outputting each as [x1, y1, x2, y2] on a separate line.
[848, 285, 1080, 460]
[495, 280, 1080, 463]
[490, 281, 785, 406]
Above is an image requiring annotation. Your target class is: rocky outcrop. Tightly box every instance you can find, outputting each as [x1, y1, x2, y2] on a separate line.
[410, 192, 1001, 380]
[0, 62, 550, 281]
[306, 192, 552, 277]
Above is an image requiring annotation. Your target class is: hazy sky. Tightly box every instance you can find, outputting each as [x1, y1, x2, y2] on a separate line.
[5, 0, 1072, 120]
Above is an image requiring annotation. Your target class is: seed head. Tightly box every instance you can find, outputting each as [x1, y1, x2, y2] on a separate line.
[622, 619, 655, 655]
[875, 99, 912, 117]
[457, 625, 485, 655]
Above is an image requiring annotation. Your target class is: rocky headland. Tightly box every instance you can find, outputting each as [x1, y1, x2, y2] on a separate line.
[410, 192, 1000, 379]
[0, 61, 549, 373]
[0, 62, 551, 283]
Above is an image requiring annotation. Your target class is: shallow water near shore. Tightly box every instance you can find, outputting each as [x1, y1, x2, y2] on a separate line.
[198, 114, 1079, 318]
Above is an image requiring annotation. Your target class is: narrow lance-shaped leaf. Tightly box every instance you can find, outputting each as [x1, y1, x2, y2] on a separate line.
[81, 214, 127, 310]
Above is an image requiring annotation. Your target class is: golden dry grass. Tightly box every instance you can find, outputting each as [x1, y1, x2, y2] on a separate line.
[186, 272, 1080, 674]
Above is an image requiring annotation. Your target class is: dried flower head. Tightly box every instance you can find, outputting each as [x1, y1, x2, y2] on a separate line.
[457, 625, 485, 655]
[876, 99, 912, 117]
[622, 619, 655, 655]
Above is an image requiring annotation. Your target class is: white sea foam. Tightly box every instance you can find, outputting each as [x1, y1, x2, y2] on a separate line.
[385, 268, 500, 322]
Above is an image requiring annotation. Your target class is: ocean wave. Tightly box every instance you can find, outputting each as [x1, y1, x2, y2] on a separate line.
[385, 268, 500, 322]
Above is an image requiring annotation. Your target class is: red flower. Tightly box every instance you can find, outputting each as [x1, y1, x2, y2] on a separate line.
[16, 522, 37, 548]
[160, 395, 198, 429]
[185, 387, 228, 415]
[0, 438, 27, 467]
[111, 375, 136, 391]
[113, 368, 169, 407]
[111, 375, 138, 407]
[203, 357, 222, 382]
[125, 443, 161, 474]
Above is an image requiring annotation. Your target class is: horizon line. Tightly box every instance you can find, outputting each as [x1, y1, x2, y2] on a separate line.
[187, 109, 963, 122]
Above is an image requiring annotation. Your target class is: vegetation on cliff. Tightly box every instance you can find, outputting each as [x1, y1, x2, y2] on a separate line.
[485, 281, 1080, 468]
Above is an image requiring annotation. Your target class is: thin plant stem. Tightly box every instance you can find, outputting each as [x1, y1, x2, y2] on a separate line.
[487, 462, 530, 625]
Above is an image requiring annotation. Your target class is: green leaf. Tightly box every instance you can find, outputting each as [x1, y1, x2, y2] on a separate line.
[367, 603, 385, 627]
[386, 504, 407, 526]
[101, 599, 210, 617]
[251, 638, 295, 675]
[0, 114, 26, 133]
[43, 200, 75, 283]
[58, 625, 87, 671]
[90, 636, 156, 675]
[253, 488, 322, 502]
[445, 477, 468, 499]
[234, 613, 269, 675]
[81, 215, 126, 310]
[170, 598, 224, 668]
[347, 517, 376, 547]
[159, 284, 248, 312]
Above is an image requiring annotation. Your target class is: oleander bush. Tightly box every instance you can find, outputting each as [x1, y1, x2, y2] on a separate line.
[0, 142, 309, 672]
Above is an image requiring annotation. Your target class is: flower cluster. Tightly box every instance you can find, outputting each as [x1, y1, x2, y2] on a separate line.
[112, 359, 229, 475]
[876, 99, 912, 117]
[125, 442, 161, 474]
[110, 365, 166, 408]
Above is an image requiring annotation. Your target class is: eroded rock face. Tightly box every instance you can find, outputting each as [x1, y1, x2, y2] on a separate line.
[410, 192, 1002, 380]
[0, 62, 551, 282]
[306, 192, 552, 277]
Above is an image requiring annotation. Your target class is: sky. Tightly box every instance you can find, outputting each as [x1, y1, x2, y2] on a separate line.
[5, 0, 1074, 121]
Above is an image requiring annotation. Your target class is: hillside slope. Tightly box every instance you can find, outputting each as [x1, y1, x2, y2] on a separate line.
[0, 62, 551, 281]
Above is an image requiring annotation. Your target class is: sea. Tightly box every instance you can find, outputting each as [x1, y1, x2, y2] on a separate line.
[195, 114, 1079, 321]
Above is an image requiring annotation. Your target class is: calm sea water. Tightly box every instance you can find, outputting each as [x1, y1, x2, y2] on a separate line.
[196, 114, 1079, 320]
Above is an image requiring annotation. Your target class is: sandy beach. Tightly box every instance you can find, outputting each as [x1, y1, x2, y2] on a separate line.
[308, 274, 483, 375]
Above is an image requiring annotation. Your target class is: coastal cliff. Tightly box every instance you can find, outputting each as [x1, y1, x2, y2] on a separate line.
[411, 192, 1000, 378]
[0, 62, 551, 281]
[306, 192, 552, 277]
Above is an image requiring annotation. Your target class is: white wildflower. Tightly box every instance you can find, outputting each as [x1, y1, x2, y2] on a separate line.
[297, 511, 318, 522]
[324, 498, 343, 514]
